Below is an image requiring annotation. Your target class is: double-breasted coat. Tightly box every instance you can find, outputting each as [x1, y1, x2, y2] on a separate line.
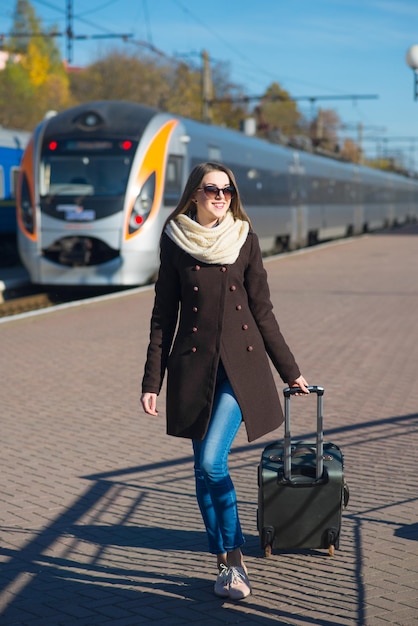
[141, 229, 301, 442]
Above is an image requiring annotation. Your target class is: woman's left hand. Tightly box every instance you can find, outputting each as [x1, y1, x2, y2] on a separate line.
[289, 375, 310, 395]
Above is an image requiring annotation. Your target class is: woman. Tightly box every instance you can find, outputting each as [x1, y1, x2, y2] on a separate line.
[141, 162, 308, 600]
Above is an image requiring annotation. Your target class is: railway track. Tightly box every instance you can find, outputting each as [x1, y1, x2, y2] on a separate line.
[0, 284, 125, 319]
[0, 284, 85, 318]
[0, 291, 56, 318]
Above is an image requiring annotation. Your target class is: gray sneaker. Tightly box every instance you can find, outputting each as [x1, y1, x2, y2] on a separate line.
[214, 564, 229, 597]
[227, 565, 251, 600]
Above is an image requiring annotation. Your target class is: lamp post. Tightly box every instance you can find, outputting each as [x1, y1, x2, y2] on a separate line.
[406, 45, 418, 100]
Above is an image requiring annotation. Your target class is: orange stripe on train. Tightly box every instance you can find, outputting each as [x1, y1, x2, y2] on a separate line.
[125, 119, 179, 240]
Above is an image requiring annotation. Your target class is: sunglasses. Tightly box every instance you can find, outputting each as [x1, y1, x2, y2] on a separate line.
[197, 184, 235, 200]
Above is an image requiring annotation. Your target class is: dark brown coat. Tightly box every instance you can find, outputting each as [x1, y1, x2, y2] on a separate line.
[142, 230, 301, 442]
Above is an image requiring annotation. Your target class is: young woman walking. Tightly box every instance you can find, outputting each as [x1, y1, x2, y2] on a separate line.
[141, 162, 309, 600]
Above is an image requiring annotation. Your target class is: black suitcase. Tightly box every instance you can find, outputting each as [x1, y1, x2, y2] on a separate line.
[257, 385, 348, 557]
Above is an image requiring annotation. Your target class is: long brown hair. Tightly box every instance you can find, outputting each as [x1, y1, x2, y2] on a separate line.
[162, 162, 252, 232]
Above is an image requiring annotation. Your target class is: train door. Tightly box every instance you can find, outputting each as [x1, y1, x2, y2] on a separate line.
[387, 175, 395, 226]
[288, 152, 308, 248]
[351, 166, 363, 235]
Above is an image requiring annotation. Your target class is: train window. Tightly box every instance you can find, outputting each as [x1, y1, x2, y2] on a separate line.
[10, 167, 20, 199]
[231, 164, 289, 205]
[312, 178, 328, 202]
[164, 155, 183, 205]
[208, 146, 222, 162]
[0, 167, 4, 199]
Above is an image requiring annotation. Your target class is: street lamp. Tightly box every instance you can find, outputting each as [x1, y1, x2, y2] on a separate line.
[406, 45, 418, 100]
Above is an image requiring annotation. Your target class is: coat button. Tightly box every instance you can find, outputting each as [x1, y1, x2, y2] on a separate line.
[192, 347, 197, 353]
[193, 286, 199, 291]
[247, 345, 253, 352]
[192, 326, 198, 332]
[230, 285, 236, 291]
[195, 265, 201, 271]
[242, 324, 248, 330]
[193, 306, 198, 313]
[236, 305, 242, 311]
[220, 266, 227, 272]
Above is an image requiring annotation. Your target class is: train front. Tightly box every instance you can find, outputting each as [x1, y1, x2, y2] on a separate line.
[16, 101, 180, 286]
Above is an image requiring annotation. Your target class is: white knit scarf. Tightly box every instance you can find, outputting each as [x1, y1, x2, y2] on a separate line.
[165, 210, 249, 265]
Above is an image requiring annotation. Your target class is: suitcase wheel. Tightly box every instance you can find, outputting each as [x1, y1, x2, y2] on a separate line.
[343, 481, 350, 508]
[325, 527, 339, 556]
[261, 526, 275, 557]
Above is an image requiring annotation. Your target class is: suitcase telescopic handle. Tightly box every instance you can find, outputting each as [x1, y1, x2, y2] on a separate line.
[283, 385, 325, 481]
[283, 385, 324, 397]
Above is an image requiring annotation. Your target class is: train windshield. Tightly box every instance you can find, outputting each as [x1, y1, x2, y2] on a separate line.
[39, 139, 138, 198]
[40, 155, 134, 197]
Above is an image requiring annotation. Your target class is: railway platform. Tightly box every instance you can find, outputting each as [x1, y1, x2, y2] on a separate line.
[1, 224, 418, 625]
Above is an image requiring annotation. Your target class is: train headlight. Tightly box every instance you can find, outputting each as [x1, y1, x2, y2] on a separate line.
[128, 172, 155, 234]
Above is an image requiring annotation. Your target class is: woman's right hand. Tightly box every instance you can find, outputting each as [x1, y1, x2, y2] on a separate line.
[288, 375, 310, 395]
[141, 392, 158, 416]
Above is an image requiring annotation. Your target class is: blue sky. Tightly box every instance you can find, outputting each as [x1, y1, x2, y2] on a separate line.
[2, 0, 418, 170]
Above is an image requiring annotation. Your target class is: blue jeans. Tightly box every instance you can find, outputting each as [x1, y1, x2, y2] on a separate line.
[192, 368, 245, 555]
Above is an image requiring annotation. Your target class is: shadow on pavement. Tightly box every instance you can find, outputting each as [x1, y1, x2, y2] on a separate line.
[1, 411, 417, 624]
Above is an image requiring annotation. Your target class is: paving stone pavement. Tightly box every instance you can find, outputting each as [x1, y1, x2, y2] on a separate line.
[1, 223, 417, 626]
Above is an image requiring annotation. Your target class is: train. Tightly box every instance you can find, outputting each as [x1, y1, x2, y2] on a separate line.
[16, 100, 418, 286]
[0, 126, 30, 234]
[0, 126, 31, 267]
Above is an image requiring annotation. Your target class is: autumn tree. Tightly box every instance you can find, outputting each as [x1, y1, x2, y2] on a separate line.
[162, 60, 204, 119]
[8, 0, 39, 54]
[69, 49, 247, 126]
[69, 50, 172, 107]
[310, 108, 340, 152]
[0, 0, 71, 129]
[254, 82, 304, 141]
[8, 0, 61, 67]
[366, 156, 407, 174]
[207, 62, 248, 130]
[340, 138, 362, 163]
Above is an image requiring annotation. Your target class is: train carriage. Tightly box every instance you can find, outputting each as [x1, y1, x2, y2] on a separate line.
[16, 100, 418, 286]
[0, 127, 30, 235]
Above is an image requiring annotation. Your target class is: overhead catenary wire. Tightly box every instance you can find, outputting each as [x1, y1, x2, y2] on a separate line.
[2, 0, 133, 62]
